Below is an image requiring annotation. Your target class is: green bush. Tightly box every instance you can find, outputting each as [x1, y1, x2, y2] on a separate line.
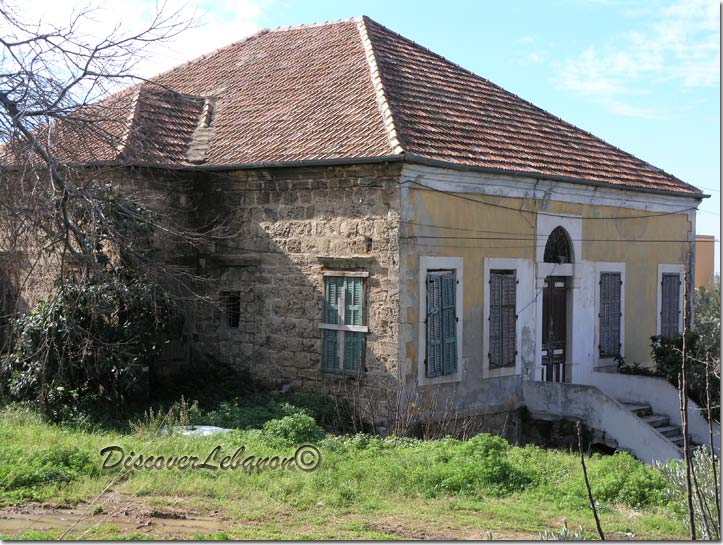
[262, 414, 325, 445]
[0, 444, 97, 496]
[394, 434, 532, 498]
[619, 281, 720, 421]
[186, 392, 351, 433]
[585, 452, 667, 507]
[649, 333, 720, 421]
[0, 273, 182, 422]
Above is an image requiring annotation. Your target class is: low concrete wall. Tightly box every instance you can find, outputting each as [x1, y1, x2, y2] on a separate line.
[523, 381, 682, 464]
[583, 372, 720, 454]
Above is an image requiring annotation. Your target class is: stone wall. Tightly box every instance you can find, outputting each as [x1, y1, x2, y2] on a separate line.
[188, 162, 403, 419]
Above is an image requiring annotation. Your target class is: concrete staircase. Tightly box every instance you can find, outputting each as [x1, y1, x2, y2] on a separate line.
[619, 400, 685, 449]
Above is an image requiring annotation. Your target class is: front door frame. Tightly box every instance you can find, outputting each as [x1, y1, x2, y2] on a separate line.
[542, 275, 568, 382]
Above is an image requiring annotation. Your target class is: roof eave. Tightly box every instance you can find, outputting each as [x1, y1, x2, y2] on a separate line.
[403, 153, 707, 201]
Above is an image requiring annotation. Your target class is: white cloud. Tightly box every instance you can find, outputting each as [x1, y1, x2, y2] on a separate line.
[7, 0, 268, 80]
[556, 0, 719, 117]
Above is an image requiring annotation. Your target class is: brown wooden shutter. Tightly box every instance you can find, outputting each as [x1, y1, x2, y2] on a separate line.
[441, 272, 457, 375]
[599, 272, 621, 357]
[661, 273, 680, 337]
[489, 270, 516, 368]
[426, 273, 443, 378]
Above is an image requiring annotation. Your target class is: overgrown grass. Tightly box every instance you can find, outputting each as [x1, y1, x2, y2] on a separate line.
[0, 402, 690, 540]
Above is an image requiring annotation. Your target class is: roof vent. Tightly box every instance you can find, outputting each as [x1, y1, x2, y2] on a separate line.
[200, 97, 216, 128]
[187, 95, 220, 164]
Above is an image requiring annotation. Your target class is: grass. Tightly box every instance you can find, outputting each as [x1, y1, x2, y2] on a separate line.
[0, 401, 691, 540]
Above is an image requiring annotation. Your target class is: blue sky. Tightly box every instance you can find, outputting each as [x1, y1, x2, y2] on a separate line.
[27, 0, 721, 270]
[257, 0, 720, 250]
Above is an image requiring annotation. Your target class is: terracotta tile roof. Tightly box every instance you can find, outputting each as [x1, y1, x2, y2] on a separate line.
[361, 17, 701, 195]
[6, 16, 701, 197]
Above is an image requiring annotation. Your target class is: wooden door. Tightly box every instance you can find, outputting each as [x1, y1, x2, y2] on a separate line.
[542, 276, 567, 382]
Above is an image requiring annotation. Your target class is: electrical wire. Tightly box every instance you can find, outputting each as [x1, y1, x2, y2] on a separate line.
[401, 178, 701, 221]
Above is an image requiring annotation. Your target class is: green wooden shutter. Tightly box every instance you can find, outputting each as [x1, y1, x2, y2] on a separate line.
[344, 277, 363, 326]
[325, 276, 343, 324]
[343, 277, 364, 370]
[599, 272, 621, 357]
[661, 273, 680, 337]
[426, 273, 443, 378]
[441, 272, 457, 375]
[344, 332, 364, 370]
[322, 329, 338, 369]
[489, 271, 516, 368]
[322, 277, 343, 370]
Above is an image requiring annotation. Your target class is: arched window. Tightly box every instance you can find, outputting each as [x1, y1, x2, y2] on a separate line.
[544, 226, 573, 264]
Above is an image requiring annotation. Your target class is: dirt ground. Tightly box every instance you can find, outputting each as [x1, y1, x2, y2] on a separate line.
[0, 494, 228, 540]
[0, 494, 545, 540]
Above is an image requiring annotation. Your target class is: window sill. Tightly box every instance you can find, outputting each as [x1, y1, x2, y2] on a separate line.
[321, 368, 365, 378]
[419, 371, 462, 386]
[319, 323, 368, 333]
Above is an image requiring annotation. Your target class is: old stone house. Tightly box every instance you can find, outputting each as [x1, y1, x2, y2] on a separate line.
[2, 16, 717, 461]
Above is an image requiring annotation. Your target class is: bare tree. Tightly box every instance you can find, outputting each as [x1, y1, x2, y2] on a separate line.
[0, 1, 209, 277]
[0, 1, 234, 413]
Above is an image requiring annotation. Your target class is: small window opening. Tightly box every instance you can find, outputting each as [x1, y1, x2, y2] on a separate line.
[221, 290, 241, 328]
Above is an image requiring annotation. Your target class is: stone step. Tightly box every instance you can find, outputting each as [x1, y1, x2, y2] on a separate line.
[621, 402, 653, 417]
[670, 435, 685, 447]
[656, 425, 682, 438]
[643, 414, 670, 428]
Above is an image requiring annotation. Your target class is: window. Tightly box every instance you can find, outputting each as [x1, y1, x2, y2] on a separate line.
[63, 261, 83, 283]
[598, 272, 622, 358]
[320, 275, 367, 371]
[544, 226, 573, 264]
[489, 270, 516, 368]
[426, 271, 457, 378]
[660, 273, 681, 337]
[221, 291, 241, 328]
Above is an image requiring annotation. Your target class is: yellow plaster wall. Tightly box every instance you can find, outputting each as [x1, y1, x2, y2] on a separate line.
[403, 188, 691, 368]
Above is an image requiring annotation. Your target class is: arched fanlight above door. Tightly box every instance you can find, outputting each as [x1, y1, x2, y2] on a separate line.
[544, 226, 573, 264]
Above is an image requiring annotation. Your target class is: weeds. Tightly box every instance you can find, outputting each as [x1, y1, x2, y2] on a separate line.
[0, 402, 692, 539]
[540, 520, 586, 540]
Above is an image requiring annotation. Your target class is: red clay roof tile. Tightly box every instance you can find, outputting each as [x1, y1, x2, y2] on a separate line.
[8, 16, 702, 197]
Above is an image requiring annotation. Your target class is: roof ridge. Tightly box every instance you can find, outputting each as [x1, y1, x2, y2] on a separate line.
[362, 17, 696, 192]
[265, 16, 360, 34]
[116, 85, 142, 159]
[355, 16, 404, 155]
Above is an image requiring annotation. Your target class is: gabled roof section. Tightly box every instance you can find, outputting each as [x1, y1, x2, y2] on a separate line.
[4, 16, 701, 197]
[360, 17, 701, 196]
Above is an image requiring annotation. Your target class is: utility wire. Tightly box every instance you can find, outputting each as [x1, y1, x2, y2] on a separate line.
[402, 235, 695, 243]
[401, 178, 701, 221]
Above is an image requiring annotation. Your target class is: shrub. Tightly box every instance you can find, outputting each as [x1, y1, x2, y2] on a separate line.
[397, 434, 532, 498]
[616, 281, 720, 421]
[0, 272, 182, 422]
[0, 444, 97, 496]
[656, 446, 720, 539]
[649, 333, 720, 421]
[584, 452, 667, 508]
[262, 414, 325, 445]
[184, 392, 351, 433]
